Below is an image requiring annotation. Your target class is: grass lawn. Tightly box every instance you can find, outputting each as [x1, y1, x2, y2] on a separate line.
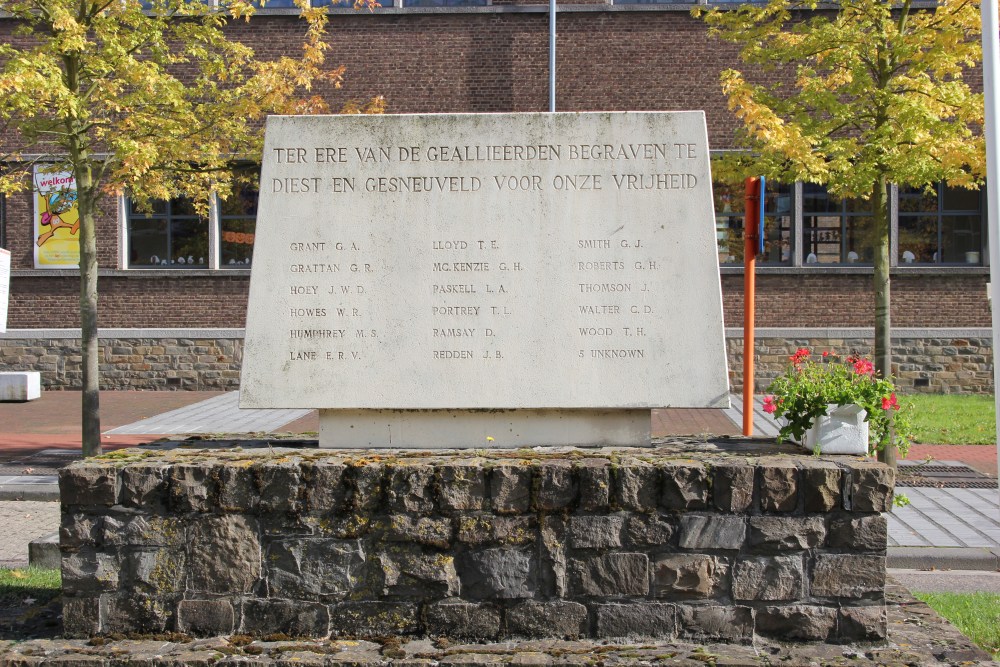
[902, 394, 996, 445]
[914, 592, 1000, 659]
[0, 567, 61, 607]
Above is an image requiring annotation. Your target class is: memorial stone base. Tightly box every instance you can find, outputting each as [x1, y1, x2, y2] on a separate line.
[59, 440, 894, 643]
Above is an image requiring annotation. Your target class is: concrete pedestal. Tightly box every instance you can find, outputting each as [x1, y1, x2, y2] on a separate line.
[0, 371, 41, 401]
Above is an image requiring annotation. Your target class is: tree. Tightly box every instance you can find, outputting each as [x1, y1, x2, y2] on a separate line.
[0, 0, 381, 457]
[699, 0, 985, 465]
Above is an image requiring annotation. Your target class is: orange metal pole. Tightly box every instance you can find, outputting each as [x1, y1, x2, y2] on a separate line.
[743, 178, 759, 437]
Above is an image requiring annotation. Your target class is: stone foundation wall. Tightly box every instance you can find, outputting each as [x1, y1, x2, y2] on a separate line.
[60, 443, 894, 643]
[3, 331, 993, 394]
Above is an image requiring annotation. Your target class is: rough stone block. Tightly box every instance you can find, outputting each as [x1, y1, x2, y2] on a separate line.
[677, 605, 754, 642]
[732, 555, 804, 601]
[187, 515, 261, 594]
[625, 515, 676, 546]
[388, 515, 454, 549]
[760, 461, 798, 512]
[177, 599, 236, 636]
[243, 599, 330, 637]
[506, 601, 587, 639]
[460, 547, 537, 599]
[712, 462, 754, 513]
[850, 463, 894, 512]
[121, 463, 170, 509]
[595, 603, 677, 638]
[569, 515, 623, 549]
[652, 554, 728, 599]
[60, 513, 102, 549]
[570, 553, 648, 597]
[388, 464, 436, 513]
[827, 515, 888, 550]
[302, 460, 347, 513]
[799, 460, 842, 512]
[490, 464, 532, 514]
[257, 461, 303, 513]
[438, 462, 487, 512]
[812, 554, 885, 598]
[101, 593, 173, 634]
[576, 459, 611, 511]
[268, 538, 365, 598]
[457, 515, 534, 547]
[62, 548, 122, 594]
[126, 548, 186, 594]
[169, 464, 214, 512]
[756, 605, 836, 641]
[62, 596, 100, 637]
[102, 513, 184, 548]
[60, 465, 119, 506]
[679, 515, 745, 550]
[329, 601, 419, 637]
[540, 516, 568, 599]
[660, 462, 709, 510]
[347, 462, 385, 512]
[215, 464, 259, 513]
[379, 549, 460, 598]
[748, 516, 826, 552]
[535, 462, 576, 510]
[613, 461, 659, 512]
[837, 604, 888, 641]
[424, 601, 501, 640]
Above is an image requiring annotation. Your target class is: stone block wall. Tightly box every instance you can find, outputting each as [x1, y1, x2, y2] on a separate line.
[727, 335, 993, 394]
[60, 444, 894, 643]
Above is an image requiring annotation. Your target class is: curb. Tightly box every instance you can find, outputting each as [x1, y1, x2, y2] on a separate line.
[0, 484, 59, 501]
[888, 546, 1000, 571]
[28, 532, 59, 569]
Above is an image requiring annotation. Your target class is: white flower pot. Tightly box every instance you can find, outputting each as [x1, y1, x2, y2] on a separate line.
[802, 404, 870, 455]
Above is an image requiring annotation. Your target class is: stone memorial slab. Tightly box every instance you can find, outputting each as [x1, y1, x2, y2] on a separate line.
[241, 112, 728, 447]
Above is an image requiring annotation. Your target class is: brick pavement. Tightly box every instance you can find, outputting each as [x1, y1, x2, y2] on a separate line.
[0, 501, 58, 568]
[907, 443, 999, 477]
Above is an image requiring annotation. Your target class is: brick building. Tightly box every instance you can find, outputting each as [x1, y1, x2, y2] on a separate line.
[0, 2, 991, 393]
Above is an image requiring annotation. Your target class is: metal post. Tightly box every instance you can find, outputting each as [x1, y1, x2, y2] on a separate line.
[549, 0, 556, 113]
[980, 0, 1000, 509]
[743, 177, 759, 436]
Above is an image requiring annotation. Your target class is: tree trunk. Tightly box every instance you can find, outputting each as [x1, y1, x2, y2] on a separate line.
[76, 167, 102, 458]
[872, 176, 895, 468]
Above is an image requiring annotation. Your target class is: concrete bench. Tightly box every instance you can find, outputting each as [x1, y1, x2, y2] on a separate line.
[0, 371, 41, 401]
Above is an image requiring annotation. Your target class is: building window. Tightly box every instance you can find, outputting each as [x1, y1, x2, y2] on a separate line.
[898, 182, 984, 265]
[127, 198, 210, 268]
[801, 183, 874, 264]
[713, 179, 792, 265]
[220, 183, 257, 268]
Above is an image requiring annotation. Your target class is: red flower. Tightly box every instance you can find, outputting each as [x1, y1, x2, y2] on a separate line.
[763, 395, 777, 414]
[882, 393, 900, 411]
[822, 351, 830, 358]
[790, 348, 810, 366]
[853, 358, 875, 376]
